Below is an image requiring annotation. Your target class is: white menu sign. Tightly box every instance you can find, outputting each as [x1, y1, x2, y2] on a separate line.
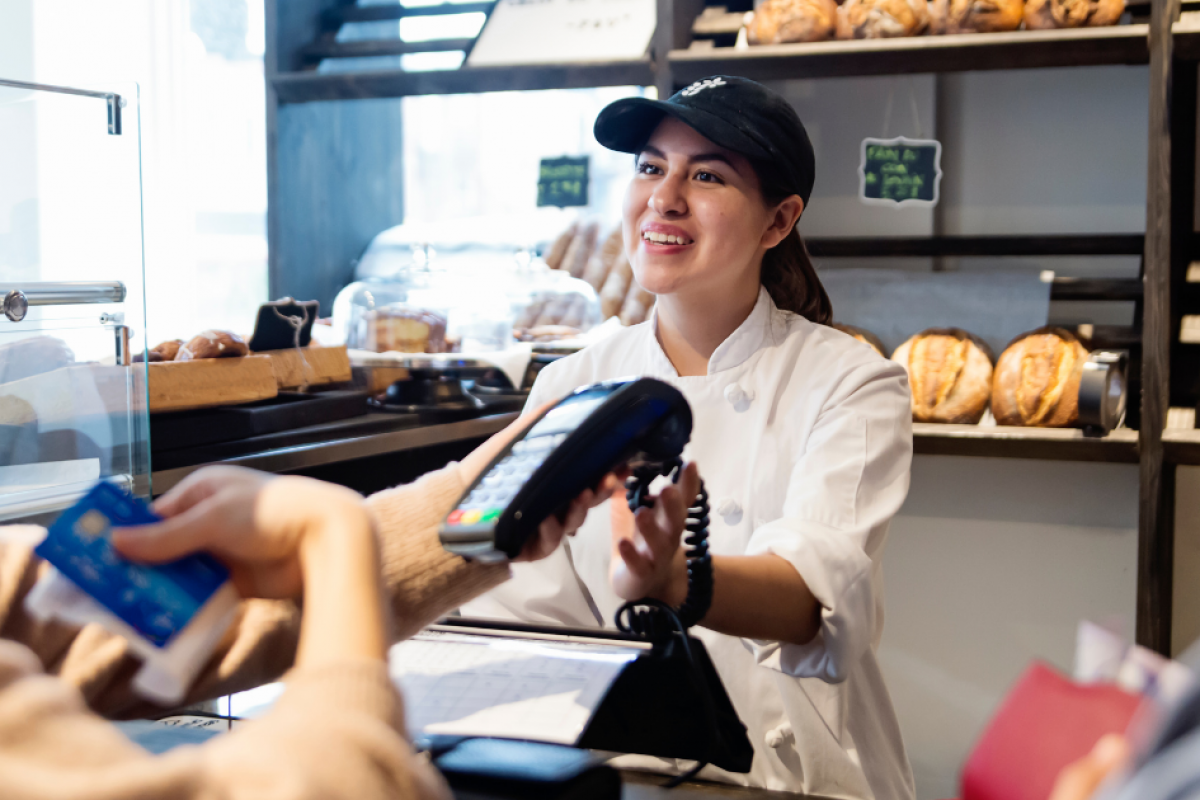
[467, 0, 657, 67]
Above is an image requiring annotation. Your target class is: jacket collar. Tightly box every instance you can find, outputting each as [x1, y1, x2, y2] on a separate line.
[647, 286, 777, 377]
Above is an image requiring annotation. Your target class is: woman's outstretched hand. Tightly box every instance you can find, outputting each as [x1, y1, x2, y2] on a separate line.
[609, 462, 701, 605]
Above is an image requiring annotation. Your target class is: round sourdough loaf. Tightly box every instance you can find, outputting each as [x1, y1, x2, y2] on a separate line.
[991, 326, 1089, 427]
[892, 328, 994, 424]
[749, 0, 839, 43]
[832, 323, 887, 357]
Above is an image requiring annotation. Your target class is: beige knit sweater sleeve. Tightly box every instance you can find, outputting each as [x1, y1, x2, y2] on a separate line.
[0, 463, 511, 799]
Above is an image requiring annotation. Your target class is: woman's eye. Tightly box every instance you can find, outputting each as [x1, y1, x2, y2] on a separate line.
[695, 171, 723, 184]
[636, 161, 663, 175]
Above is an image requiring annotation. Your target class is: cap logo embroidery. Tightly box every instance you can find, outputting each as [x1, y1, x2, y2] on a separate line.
[680, 77, 727, 97]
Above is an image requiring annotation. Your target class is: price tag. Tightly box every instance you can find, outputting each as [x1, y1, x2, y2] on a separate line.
[537, 156, 589, 208]
[859, 137, 943, 207]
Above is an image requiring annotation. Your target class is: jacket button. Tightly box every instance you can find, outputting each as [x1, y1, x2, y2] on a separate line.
[716, 497, 742, 522]
[765, 722, 793, 749]
[724, 383, 754, 411]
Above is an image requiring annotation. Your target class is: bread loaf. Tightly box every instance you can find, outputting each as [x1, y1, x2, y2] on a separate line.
[991, 327, 1089, 428]
[562, 222, 599, 280]
[599, 255, 634, 319]
[582, 228, 624, 291]
[1024, 0, 1124, 28]
[932, 0, 1023, 32]
[748, 0, 839, 43]
[837, 0, 929, 38]
[892, 328, 994, 424]
[619, 285, 656, 326]
[832, 323, 886, 357]
[176, 330, 250, 361]
[544, 223, 577, 270]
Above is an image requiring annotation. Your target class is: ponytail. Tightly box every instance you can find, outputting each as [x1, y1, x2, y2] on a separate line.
[761, 228, 832, 325]
[753, 161, 832, 325]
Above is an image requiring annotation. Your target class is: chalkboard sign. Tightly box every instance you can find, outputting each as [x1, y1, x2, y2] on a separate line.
[859, 137, 943, 207]
[538, 156, 589, 208]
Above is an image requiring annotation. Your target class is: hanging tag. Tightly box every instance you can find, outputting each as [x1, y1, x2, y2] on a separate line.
[858, 137, 943, 208]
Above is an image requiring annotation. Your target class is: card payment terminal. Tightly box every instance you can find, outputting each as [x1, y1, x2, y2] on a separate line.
[439, 378, 692, 562]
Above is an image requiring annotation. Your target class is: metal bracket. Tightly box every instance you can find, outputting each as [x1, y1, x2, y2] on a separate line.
[3, 290, 27, 322]
[0, 78, 125, 136]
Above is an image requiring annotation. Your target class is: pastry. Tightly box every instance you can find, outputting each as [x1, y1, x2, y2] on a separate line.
[0, 336, 75, 383]
[362, 308, 449, 354]
[517, 325, 584, 343]
[991, 327, 1089, 428]
[838, 0, 929, 38]
[600, 254, 634, 319]
[582, 228, 624, 291]
[619, 285, 656, 326]
[152, 339, 183, 361]
[544, 223, 577, 271]
[1024, 0, 1124, 28]
[892, 328, 994, 424]
[832, 323, 886, 357]
[749, 0, 839, 43]
[561, 222, 599, 280]
[175, 330, 250, 361]
[933, 0, 1023, 32]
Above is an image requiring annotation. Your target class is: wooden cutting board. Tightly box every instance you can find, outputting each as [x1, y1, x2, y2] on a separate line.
[149, 356, 278, 413]
[260, 345, 351, 390]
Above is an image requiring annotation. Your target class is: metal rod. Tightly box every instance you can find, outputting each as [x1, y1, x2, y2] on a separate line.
[0, 78, 123, 135]
[0, 282, 126, 307]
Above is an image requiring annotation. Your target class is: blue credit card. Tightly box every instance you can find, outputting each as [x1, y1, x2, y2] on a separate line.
[34, 482, 230, 648]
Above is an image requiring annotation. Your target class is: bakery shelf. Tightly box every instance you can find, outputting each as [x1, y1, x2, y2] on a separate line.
[670, 25, 1151, 83]
[805, 234, 1144, 259]
[271, 60, 656, 103]
[912, 423, 1139, 463]
[1164, 428, 1200, 464]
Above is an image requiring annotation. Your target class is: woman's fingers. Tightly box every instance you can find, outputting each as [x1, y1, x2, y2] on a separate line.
[616, 537, 655, 579]
[1048, 734, 1130, 800]
[152, 466, 268, 518]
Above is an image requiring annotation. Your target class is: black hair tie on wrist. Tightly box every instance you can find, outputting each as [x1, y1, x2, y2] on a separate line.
[615, 458, 713, 638]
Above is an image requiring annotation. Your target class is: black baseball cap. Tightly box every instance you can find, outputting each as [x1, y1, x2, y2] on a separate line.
[593, 76, 816, 206]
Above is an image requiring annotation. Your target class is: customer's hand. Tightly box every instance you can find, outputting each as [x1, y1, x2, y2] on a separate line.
[113, 466, 369, 601]
[460, 401, 630, 563]
[1048, 734, 1131, 800]
[114, 466, 388, 666]
[609, 462, 700, 605]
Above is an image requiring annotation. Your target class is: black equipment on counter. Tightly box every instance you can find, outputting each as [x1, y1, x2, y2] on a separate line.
[423, 736, 620, 800]
[247, 297, 319, 352]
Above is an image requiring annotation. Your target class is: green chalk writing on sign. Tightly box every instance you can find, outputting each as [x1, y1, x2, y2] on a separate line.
[538, 156, 590, 208]
[859, 137, 943, 207]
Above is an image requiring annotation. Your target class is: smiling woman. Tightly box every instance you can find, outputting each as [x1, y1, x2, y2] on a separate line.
[463, 77, 918, 800]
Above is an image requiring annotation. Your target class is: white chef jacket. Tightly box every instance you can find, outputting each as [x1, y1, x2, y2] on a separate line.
[463, 287, 915, 800]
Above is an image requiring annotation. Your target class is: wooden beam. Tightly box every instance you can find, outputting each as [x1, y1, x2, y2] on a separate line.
[322, 2, 496, 26]
[301, 38, 478, 61]
[272, 61, 656, 102]
[913, 425, 1139, 463]
[1138, 0, 1180, 655]
[805, 234, 1145, 258]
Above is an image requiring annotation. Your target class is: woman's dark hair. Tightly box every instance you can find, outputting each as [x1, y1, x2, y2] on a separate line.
[754, 163, 832, 325]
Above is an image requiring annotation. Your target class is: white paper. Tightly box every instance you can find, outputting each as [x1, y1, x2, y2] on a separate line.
[467, 0, 656, 67]
[818, 268, 1052, 357]
[389, 629, 639, 744]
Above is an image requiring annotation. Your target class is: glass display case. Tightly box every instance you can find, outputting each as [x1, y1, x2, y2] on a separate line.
[0, 78, 150, 522]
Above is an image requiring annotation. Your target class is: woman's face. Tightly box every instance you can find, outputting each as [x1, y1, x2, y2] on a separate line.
[623, 117, 793, 305]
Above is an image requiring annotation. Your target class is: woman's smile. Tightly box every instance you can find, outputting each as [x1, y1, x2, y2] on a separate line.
[640, 222, 695, 251]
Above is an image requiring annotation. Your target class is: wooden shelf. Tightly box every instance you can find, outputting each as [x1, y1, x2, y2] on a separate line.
[301, 38, 478, 62]
[670, 26, 1150, 83]
[1164, 428, 1200, 464]
[321, 2, 496, 26]
[271, 60, 656, 103]
[805, 234, 1144, 258]
[913, 423, 1139, 463]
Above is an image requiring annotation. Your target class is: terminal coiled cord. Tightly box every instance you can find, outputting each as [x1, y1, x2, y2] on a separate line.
[614, 457, 716, 788]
